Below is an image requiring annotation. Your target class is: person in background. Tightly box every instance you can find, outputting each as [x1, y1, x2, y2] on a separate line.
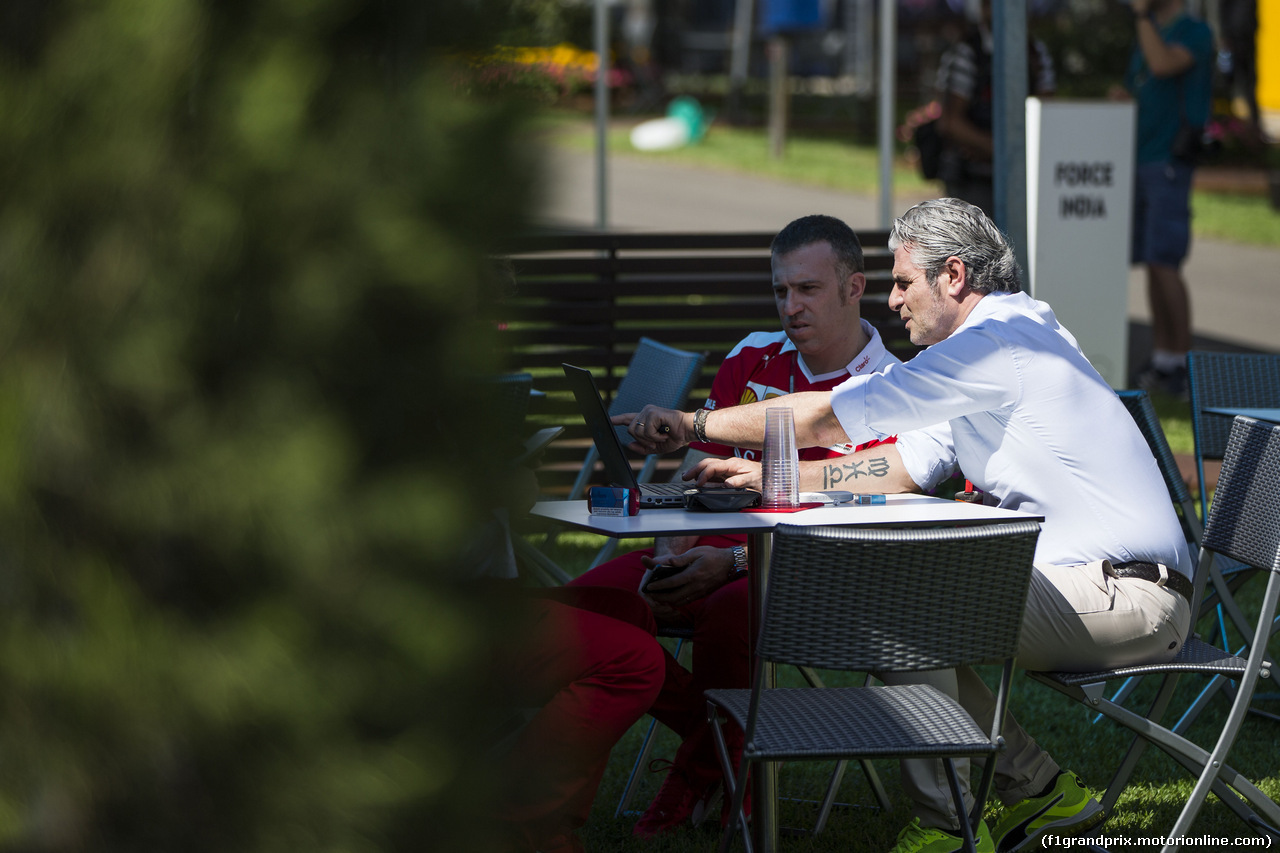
[1120, 0, 1214, 397]
[934, 0, 1056, 219]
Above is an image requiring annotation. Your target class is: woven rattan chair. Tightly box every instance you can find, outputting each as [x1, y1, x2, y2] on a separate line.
[1030, 416, 1280, 850]
[1118, 389, 1203, 556]
[1183, 351, 1280, 726]
[706, 520, 1042, 853]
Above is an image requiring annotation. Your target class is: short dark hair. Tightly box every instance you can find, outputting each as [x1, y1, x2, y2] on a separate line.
[771, 215, 866, 281]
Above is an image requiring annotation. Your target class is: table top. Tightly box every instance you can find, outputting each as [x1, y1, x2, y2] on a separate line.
[530, 493, 1044, 538]
[1204, 406, 1280, 424]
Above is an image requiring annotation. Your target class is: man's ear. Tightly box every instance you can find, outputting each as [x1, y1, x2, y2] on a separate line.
[940, 256, 967, 297]
[845, 270, 866, 302]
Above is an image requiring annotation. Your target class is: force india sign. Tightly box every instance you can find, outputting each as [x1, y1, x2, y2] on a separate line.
[1026, 99, 1136, 389]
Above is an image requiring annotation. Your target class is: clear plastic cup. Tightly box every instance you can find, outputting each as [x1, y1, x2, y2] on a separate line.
[762, 407, 799, 508]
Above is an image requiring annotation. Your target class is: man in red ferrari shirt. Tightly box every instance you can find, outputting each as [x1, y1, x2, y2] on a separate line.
[569, 214, 922, 838]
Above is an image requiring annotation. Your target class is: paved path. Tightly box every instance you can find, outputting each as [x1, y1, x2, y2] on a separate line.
[535, 145, 1279, 365]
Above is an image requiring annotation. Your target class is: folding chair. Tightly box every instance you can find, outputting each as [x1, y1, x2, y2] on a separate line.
[614, 628, 894, 828]
[1184, 351, 1280, 724]
[707, 520, 1042, 853]
[1117, 389, 1203, 556]
[517, 337, 706, 580]
[1029, 416, 1280, 850]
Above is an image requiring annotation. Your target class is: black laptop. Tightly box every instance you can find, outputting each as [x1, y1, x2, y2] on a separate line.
[562, 363, 693, 508]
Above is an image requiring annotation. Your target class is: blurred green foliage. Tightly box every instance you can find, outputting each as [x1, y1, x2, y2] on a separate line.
[0, 0, 537, 850]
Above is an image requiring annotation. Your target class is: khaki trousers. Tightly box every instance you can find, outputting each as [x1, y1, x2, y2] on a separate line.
[881, 559, 1192, 830]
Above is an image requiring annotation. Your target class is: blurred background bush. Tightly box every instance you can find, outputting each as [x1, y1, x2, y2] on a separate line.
[0, 0, 536, 850]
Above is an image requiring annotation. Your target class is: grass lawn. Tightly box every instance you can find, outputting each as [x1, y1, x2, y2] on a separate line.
[525, 530, 1280, 851]
[538, 111, 1280, 250]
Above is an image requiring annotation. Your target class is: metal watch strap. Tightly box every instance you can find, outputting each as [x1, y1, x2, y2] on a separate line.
[728, 545, 748, 580]
[694, 408, 710, 443]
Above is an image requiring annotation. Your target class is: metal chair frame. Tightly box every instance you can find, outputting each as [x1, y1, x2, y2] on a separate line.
[1030, 416, 1280, 851]
[707, 520, 1042, 853]
[1184, 351, 1280, 724]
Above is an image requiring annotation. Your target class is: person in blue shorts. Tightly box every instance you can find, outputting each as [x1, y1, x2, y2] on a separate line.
[1121, 0, 1214, 397]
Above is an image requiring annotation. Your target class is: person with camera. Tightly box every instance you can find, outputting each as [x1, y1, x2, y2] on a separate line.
[1119, 0, 1214, 398]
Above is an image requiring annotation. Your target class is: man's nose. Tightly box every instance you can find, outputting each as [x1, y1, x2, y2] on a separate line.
[887, 288, 902, 310]
[781, 290, 801, 316]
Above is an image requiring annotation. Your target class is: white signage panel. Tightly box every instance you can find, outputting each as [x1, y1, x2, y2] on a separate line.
[1026, 99, 1135, 388]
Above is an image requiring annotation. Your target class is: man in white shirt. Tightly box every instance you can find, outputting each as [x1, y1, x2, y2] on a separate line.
[619, 198, 1192, 853]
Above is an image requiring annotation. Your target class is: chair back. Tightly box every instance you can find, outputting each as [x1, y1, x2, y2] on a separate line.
[1201, 416, 1280, 575]
[568, 337, 705, 499]
[1116, 389, 1202, 553]
[1187, 352, 1280, 516]
[758, 521, 1041, 673]
[492, 372, 533, 433]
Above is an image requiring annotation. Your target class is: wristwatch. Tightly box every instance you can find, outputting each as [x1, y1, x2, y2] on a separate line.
[727, 545, 749, 581]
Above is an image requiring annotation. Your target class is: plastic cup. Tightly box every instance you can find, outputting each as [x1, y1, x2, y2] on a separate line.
[762, 407, 799, 508]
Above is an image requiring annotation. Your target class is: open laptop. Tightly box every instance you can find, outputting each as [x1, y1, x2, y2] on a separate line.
[562, 363, 694, 508]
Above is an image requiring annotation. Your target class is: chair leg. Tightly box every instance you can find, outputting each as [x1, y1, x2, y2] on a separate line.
[512, 535, 573, 586]
[800, 667, 892, 819]
[614, 716, 663, 818]
[1098, 672, 1182, 816]
[589, 536, 620, 568]
[812, 761, 846, 836]
[1163, 578, 1280, 848]
[942, 758, 978, 853]
[615, 637, 688, 817]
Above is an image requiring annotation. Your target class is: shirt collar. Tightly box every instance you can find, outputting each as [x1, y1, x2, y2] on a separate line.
[795, 319, 883, 382]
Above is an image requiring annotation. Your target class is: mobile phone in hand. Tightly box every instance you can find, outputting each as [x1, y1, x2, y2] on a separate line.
[642, 563, 685, 593]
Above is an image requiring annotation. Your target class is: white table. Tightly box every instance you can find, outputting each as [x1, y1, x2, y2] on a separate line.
[531, 494, 1044, 852]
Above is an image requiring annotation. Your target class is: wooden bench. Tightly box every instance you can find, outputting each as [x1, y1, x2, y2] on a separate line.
[497, 230, 914, 495]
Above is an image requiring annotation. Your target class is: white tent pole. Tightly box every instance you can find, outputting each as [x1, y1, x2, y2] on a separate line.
[877, 0, 896, 228]
[730, 0, 755, 119]
[594, 0, 610, 230]
[993, 0, 1027, 273]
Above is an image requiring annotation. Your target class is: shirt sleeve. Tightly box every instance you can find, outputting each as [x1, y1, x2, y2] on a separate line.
[1032, 39, 1056, 96]
[893, 423, 958, 491]
[829, 325, 1020, 447]
[936, 41, 977, 100]
[688, 344, 749, 458]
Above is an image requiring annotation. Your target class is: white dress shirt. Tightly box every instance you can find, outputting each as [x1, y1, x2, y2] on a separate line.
[832, 291, 1192, 578]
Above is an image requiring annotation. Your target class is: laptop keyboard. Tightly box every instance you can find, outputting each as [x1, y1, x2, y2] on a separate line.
[644, 482, 689, 496]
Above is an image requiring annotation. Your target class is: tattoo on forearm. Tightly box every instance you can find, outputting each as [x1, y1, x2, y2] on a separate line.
[823, 456, 890, 488]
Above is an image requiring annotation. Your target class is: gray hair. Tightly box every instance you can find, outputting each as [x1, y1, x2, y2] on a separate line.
[887, 198, 1022, 294]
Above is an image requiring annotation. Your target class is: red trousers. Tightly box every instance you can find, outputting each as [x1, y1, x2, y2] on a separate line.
[494, 586, 665, 848]
[568, 535, 750, 783]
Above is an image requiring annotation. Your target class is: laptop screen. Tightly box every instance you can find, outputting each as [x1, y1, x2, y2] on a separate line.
[562, 363, 643, 490]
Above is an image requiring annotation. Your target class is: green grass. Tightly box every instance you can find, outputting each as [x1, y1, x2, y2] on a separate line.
[539, 112, 1280, 249]
[523, 455, 1280, 850]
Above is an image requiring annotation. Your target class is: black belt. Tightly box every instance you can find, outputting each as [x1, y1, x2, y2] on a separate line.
[1110, 560, 1193, 604]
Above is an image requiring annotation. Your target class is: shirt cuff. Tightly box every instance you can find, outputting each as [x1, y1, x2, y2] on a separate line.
[828, 376, 881, 448]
